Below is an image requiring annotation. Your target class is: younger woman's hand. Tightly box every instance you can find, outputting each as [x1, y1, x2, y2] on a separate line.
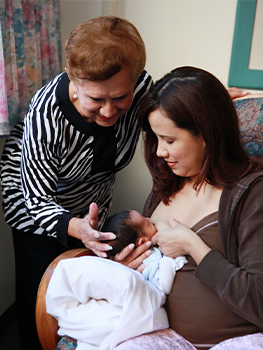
[151, 218, 191, 258]
[152, 218, 211, 264]
[114, 241, 152, 272]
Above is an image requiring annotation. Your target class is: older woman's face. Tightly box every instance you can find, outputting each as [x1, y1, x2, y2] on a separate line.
[73, 68, 135, 127]
[149, 108, 206, 180]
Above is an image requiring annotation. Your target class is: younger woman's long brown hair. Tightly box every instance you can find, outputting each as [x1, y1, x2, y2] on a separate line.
[137, 66, 263, 205]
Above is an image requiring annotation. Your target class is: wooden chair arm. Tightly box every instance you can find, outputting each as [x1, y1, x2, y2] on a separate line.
[35, 248, 95, 350]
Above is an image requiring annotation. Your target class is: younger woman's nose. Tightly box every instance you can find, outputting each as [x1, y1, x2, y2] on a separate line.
[156, 143, 169, 158]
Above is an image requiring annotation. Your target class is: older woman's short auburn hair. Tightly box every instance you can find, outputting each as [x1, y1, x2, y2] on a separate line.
[65, 16, 146, 83]
[138, 66, 262, 205]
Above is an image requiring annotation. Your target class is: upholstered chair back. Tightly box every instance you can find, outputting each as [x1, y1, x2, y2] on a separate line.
[234, 95, 263, 156]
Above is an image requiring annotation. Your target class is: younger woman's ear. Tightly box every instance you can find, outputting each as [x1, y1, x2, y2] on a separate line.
[137, 236, 149, 246]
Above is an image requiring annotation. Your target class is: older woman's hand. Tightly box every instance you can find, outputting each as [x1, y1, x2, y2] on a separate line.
[68, 202, 116, 258]
[79, 222, 116, 258]
[114, 241, 152, 272]
[152, 218, 211, 265]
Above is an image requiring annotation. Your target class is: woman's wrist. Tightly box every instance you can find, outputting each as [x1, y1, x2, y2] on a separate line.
[68, 217, 82, 240]
[187, 232, 211, 265]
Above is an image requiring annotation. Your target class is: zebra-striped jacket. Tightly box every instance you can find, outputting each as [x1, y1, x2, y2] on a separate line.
[0, 71, 152, 246]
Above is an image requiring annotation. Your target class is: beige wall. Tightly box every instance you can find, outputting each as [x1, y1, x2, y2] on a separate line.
[103, 0, 239, 214]
[1, 0, 262, 315]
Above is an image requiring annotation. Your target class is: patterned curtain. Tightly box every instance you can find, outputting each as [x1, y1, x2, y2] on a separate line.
[0, 0, 62, 136]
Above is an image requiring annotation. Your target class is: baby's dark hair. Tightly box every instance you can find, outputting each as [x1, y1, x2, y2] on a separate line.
[102, 210, 141, 258]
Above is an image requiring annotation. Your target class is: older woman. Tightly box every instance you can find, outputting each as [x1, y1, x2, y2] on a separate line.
[0, 16, 152, 349]
[114, 67, 263, 349]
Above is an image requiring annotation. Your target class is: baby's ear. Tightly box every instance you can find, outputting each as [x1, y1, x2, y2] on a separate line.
[137, 236, 149, 246]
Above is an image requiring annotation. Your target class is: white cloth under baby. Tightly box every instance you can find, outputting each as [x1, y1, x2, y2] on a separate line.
[46, 257, 169, 350]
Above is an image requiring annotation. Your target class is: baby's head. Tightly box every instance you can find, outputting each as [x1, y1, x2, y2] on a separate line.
[102, 210, 157, 258]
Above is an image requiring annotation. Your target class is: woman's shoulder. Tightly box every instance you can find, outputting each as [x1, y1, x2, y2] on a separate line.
[220, 170, 263, 220]
[238, 170, 263, 188]
[135, 70, 153, 91]
[223, 170, 263, 197]
[28, 72, 65, 112]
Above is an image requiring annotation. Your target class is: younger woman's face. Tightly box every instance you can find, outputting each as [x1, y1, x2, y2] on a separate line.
[148, 108, 206, 181]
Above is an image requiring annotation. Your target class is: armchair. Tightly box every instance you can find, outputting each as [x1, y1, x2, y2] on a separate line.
[35, 248, 94, 350]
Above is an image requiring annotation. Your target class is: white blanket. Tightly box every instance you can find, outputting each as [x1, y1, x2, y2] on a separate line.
[46, 256, 169, 350]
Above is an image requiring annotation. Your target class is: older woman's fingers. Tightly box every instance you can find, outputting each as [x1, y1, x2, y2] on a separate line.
[98, 231, 116, 240]
[87, 202, 99, 229]
[92, 249, 108, 258]
[87, 240, 113, 252]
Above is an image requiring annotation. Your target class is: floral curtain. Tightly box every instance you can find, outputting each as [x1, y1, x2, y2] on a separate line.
[0, 0, 62, 136]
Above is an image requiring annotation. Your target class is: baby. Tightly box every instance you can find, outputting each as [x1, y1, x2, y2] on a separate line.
[103, 210, 187, 294]
[47, 210, 186, 349]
